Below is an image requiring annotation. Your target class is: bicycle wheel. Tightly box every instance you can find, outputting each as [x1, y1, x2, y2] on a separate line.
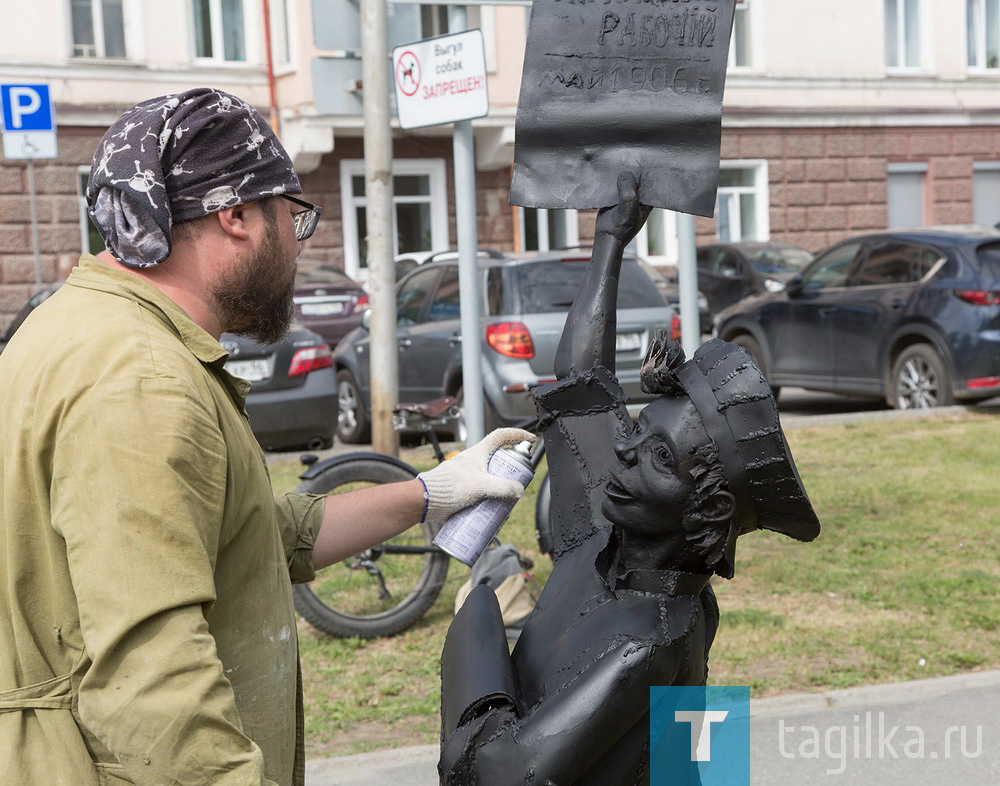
[292, 457, 450, 638]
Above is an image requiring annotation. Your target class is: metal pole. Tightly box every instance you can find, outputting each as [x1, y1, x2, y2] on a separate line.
[361, 0, 399, 456]
[449, 5, 485, 444]
[676, 211, 700, 358]
[26, 160, 42, 288]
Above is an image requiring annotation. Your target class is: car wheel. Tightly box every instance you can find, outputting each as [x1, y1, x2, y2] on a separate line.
[890, 345, 953, 409]
[452, 386, 501, 444]
[731, 334, 781, 401]
[336, 369, 371, 444]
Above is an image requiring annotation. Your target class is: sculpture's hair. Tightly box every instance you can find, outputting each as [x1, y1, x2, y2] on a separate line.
[678, 442, 732, 574]
[640, 329, 687, 395]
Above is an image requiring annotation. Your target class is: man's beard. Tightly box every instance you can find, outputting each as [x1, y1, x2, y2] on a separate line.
[211, 209, 296, 346]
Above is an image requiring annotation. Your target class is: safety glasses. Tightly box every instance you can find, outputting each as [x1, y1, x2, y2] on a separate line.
[282, 194, 322, 241]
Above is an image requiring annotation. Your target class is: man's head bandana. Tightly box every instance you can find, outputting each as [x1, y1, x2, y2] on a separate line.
[86, 88, 301, 268]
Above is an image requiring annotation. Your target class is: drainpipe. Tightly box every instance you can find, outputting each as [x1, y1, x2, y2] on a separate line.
[262, 0, 280, 136]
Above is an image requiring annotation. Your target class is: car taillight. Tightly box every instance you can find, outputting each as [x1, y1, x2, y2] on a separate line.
[670, 313, 682, 343]
[288, 345, 333, 377]
[966, 376, 1000, 390]
[953, 289, 1000, 305]
[487, 322, 535, 359]
[353, 294, 369, 313]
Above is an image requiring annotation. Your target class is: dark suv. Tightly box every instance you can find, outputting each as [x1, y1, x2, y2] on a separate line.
[714, 227, 1000, 408]
[331, 250, 678, 443]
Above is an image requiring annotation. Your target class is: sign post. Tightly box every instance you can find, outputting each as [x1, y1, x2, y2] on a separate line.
[1, 84, 58, 288]
[392, 27, 490, 443]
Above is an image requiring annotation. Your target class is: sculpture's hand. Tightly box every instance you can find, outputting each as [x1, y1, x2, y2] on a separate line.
[595, 172, 652, 246]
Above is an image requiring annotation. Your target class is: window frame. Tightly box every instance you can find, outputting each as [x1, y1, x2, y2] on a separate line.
[968, 0, 1000, 71]
[716, 160, 770, 243]
[69, 0, 133, 59]
[973, 161, 1000, 226]
[885, 0, 927, 72]
[76, 168, 106, 256]
[340, 158, 449, 281]
[190, 0, 261, 66]
[887, 162, 928, 228]
[269, 0, 295, 73]
[728, 0, 763, 72]
[516, 208, 580, 253]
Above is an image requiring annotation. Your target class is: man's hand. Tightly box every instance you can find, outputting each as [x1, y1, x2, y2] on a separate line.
[418, 428, 535, 525]
[595, 172, 652, 246]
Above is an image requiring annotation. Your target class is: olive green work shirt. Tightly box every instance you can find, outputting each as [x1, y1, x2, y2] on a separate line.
[0, 256, 326, 785]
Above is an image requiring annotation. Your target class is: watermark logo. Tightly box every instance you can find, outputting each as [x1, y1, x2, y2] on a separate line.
[778, 712, 984, 776]
[650, 686, 752, 785]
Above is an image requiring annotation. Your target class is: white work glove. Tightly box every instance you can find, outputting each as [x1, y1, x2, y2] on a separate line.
[417, 428, 536, 525]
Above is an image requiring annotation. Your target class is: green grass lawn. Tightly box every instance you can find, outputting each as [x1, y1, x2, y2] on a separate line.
[270, 412, 1000, 757]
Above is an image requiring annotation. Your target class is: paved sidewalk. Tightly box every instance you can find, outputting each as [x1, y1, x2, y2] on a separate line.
[306, 670, 1000, 785]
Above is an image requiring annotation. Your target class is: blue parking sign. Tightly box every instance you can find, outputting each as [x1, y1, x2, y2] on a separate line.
[1, 83, 57, 159]
[1, 84, 54, 131]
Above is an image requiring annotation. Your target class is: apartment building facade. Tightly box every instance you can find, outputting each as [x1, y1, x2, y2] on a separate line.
[2, 0, 999, 329]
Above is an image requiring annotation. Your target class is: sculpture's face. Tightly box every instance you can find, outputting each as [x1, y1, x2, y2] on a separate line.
[601, 394, 708, 536]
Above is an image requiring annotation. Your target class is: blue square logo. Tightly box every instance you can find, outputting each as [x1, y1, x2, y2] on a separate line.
[650, 686, 752, 785]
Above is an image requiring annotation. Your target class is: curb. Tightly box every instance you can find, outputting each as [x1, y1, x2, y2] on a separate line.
[306, 670, 1000, 780]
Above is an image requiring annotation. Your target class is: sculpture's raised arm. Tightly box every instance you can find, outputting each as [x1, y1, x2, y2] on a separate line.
[553, 172, 651, 379]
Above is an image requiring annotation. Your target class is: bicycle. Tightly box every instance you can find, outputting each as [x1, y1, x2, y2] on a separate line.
[291, 396, 550, 639]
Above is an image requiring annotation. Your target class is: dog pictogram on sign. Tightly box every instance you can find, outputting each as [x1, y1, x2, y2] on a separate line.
[395, 51, 421, 98]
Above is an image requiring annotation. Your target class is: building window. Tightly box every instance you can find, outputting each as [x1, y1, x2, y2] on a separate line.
[77, 170, 106, 255]
[885, 0, 923, 69]
[973, 162, 1000, 226]
[716, 161, 769, 242]
[729, 0, 758, 69]
[269, 0, 292, 68]
[517, 209, 579, 252]
[968, 0, 1000, 69]
[887, 163, 927, 228]
[192, 0, 246, 62]
[627, 209, 679, 266]
[340, 159, 449, 280]
[70, 0, 126, 58]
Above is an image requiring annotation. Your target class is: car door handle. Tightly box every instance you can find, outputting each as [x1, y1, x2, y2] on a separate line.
[819, 307, 837, 318]
[890, 298, 908, 310]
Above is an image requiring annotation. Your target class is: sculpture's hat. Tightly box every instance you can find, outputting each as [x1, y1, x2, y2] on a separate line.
[641, 335, 820, 576]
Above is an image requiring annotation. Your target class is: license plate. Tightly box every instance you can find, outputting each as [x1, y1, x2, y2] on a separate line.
[300, 301, 345, 316]
[616, 331, 641, 352]
[225, 358, 271, 382]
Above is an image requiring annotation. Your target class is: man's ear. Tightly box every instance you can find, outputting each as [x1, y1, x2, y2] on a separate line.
[700, 490, 735, 525]
[214, 203, 253, 241]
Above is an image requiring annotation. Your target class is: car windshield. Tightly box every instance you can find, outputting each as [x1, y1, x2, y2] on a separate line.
[296, 266, 355, 287]
[515, 259, 667, 313]
[974, 242, 1000, 279]
[747, 247, 813, 275]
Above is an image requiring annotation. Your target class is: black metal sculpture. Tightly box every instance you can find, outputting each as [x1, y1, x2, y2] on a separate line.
[438, 175, 820, 784]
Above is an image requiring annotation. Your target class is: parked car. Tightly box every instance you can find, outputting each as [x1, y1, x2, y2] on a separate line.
[293, 262, 368, 348]
[713, 227, 1000, 409]
[1, 284, 337, 451]
[696, 241, 814, 316]
[640, 260, 712, 336]
[331, 250, 679, 443]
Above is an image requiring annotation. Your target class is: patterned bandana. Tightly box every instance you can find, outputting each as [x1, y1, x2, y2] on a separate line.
[86, 88, 301, 268]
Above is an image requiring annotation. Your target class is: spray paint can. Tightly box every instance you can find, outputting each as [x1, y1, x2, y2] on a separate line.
[432, 440, 535, 566]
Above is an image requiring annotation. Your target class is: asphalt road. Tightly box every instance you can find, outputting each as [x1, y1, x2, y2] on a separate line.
[305, 670, 1000, 785]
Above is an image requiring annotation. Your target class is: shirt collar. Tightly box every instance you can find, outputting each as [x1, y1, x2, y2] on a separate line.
[597, 528, 712, 597]
[67, 254, 229, 367]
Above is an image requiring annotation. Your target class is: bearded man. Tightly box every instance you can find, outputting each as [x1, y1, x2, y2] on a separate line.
[0, 88, 530, 786]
